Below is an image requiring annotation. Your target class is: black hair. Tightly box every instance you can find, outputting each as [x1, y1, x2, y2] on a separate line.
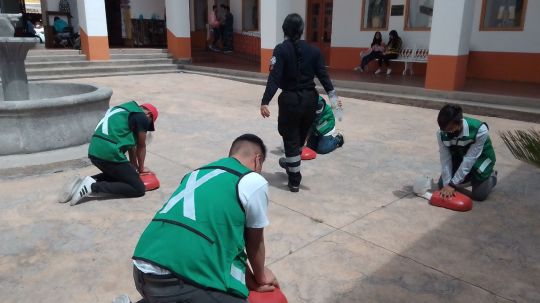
[437, 104, 463, 130]
[282, 13, 304, 41]
[371, 31, 382, 47]
[389, 29, 399, 40]
[54, 16, 60, 21]
[229, 134, 267, 159]
[212, 5, 217, 10]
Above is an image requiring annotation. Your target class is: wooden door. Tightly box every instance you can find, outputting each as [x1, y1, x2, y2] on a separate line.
[105, 0, 123, 46]
[306, 0, 333, 65]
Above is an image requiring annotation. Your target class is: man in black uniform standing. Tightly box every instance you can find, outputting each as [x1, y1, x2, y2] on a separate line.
[260, 13, 340, 192]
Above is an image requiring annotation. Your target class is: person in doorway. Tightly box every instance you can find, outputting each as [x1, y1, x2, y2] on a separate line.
[132, 134, 279, 303]
[260, 13, 341, 192]
[304, 96, 344, 154]
[208, 5, 221, 51]
[354, 31, 385, 72]
[53, 16, 68, 33]
[437, 104, 497, 201]
[53, 16, 71, 47]
[221, 4, 234, 52]
[22, 15, 42, 43]
[375, 29, 402, 75]
[58, 101, 158, 206]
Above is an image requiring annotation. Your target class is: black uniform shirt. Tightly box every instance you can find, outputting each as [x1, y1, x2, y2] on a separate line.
[261, 39, 334, 105]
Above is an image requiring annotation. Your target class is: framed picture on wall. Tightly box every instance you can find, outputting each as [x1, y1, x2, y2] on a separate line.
[404, 0, 433, 30]
[480, 0, 528, 31]
[361, 0, 390, 31]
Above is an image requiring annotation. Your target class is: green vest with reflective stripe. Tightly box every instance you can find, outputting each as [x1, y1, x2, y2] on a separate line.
[440, 117, 496, 181]
[88, 101, 143, 162]
[314, 97, 335, 136]
[133, 157, 252, 298]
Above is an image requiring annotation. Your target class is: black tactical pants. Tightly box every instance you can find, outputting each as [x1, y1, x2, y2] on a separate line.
[277, 89, 318, 187]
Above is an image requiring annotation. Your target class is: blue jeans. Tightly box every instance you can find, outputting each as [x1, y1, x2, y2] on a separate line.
[307, 134, 340, 154]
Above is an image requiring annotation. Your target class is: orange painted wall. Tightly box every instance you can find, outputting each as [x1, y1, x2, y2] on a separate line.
[234, 33, 261, 59]
[467, 51, 540, 84]
[167, 29, 191, 59]
[79, 28, 110, 61]
[329, 47, 427, 75]
[260, 48, 273, 74]
[425, 54, 468, 91]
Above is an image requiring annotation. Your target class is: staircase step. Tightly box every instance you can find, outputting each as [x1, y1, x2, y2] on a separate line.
[28, 69, 180, 81]
[110, 53, 170, 59]
[26, 64, 178, 77]
[25, 58, 174, 69]
[109, 48, 168, 54]
[26, 54, 87, 62]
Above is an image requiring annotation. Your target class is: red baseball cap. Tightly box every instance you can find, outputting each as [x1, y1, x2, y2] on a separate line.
[141, 103, 158, 131]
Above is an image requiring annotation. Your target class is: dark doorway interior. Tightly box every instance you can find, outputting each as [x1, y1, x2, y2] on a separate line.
[105, 0, 122, 46]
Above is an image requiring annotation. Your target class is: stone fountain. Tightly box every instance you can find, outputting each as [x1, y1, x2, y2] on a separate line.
[0, 14, 112, 155]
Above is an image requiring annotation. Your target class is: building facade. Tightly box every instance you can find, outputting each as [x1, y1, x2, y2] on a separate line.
[39, 0, 539, 91]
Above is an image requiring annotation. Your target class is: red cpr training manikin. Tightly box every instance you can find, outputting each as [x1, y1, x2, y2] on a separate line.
[413, 176, 472, 212]
[140, 172, 160, 191]
[301, 146, 317, 160]
[248, 288, 288, 303]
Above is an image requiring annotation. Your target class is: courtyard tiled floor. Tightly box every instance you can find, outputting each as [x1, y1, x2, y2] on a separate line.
[0, 73, 539, 303]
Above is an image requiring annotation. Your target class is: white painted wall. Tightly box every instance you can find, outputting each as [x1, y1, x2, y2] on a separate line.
[428, 0, 474, 56]
[261, 0, 291, 48]
[166, 0, 190, 37]
[332, 0, 431, 49]
[76, 0, 107, 36]
[470, 0, 540, 53]
[131, 0, 165, 20]
[331, 0, 540, 54]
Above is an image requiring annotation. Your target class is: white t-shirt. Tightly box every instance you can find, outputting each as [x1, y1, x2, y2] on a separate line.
[133, 171, 269, 274]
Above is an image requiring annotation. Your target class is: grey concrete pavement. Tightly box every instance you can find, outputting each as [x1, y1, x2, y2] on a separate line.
[0, 73, 539, 303]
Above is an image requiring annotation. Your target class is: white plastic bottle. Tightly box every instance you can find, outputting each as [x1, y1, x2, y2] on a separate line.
[328, 90, 344, 122]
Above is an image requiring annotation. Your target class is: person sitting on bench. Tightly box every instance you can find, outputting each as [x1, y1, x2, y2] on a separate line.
[375, 30, 402, 75]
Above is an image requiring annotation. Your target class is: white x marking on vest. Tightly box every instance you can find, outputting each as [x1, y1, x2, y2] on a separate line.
[95, 108, 126, 135]
[159, 169, 226, 220]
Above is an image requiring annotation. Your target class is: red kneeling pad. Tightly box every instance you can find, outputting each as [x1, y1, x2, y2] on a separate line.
[248, 288, 288, 303]
[301, 147, 317, 160]
[430, 190, 473, 212]
[140, 172, 160, 191]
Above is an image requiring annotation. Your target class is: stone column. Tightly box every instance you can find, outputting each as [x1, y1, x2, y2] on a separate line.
[425, 0, 475, 91]
[260, 0, 292, 73]
[76, 0, 110, 61]
[166, 0, 191, 60]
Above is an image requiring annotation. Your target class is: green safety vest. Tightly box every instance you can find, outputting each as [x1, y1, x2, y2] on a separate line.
[88, 101, 143, 162]
[440, 117, 496, 181]
[314, 97, 335, 136]
[133, 157, 252, 298]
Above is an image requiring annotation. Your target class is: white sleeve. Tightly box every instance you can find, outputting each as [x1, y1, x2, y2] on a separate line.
[437, 130, 453, 185]
[238, 172, 269, 229]
[451, 124, 489, 185]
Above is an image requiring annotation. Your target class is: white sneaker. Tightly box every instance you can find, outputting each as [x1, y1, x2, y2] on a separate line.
[58, 175, 81, 203]
[112, 294, 131, 303]
[374, 68, 383, 74]
[354, 66, 364, 72]
[70, 176, 96, 206]
[386, 68, 392, 75]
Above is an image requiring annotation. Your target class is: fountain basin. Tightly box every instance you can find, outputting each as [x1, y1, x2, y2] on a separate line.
[0, 82, 112, 155]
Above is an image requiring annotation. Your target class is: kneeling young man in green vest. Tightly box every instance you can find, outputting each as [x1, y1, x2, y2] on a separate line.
[58, 101, 158, 206]
[131, 134, 279, 303]
[437, 104, 497, 201]
[306, 96, 344, 154]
